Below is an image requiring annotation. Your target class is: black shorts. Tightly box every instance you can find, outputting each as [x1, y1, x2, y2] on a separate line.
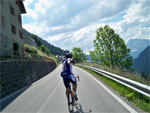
[63, 74, 76, 88]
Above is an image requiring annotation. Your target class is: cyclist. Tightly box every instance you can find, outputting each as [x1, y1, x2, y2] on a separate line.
[61, 52, 78, 104]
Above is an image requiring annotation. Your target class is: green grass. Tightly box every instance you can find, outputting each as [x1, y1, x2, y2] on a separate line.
[24, 44, 46, 57]
[49, 54, 59, 66]
[77, 66, 150, 113]
[24, 44, 58, 65]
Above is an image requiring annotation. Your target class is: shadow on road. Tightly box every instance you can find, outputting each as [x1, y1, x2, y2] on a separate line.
[68, 103, 92, 113]
[0, 85, 31, 111]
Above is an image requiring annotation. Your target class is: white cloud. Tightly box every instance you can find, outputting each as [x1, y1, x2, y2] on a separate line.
[124, 0, 150, 20]
[24, 7, 37, 19]
[23, 21, 49, 37]
[45, 23, 105, 54]
[116, 0, 150, 42]
[23, 0, 150, 53]
[23, 0, 132, 34]
[131, 49, 137, 52]
[24, 0, 34, 6]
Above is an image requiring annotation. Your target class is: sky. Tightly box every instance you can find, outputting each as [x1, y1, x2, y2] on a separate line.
[22, 0, 150, 54]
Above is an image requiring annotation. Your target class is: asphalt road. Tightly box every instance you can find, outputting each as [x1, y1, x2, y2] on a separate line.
[1, 65, 138, 113]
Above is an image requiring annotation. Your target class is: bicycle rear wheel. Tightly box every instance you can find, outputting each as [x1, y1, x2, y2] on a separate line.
[68, 91, 74, 111]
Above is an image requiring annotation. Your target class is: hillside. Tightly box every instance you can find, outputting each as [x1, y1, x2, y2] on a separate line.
[126, 39, 150, 58]
[132, 45, 150, 74]
[23, 29, 69, 56]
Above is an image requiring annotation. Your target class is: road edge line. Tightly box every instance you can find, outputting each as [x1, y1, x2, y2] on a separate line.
[79, 67, 138, 113]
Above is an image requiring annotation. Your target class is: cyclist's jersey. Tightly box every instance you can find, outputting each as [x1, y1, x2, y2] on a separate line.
[62, 58, 76, 88]
[62, 58, 73, 75]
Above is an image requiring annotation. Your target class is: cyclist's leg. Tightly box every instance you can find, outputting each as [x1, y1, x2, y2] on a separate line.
[63, 77, 70, 103]
[66, 88, 69, 102]
[73, 82, 78, 100]
[73, 82, 77, 93]
[69, 74, 78, 100]
[70, 74, 77, 92]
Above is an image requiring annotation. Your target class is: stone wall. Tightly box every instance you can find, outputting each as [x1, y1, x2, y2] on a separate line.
[0, 60, 56, 99]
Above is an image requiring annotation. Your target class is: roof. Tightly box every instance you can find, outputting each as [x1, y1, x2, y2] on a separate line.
[18, 0, 26, 14]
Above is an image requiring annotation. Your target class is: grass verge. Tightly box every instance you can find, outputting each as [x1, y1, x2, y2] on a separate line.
[77, 66, 150, 113]
[24, 44, 58, 65]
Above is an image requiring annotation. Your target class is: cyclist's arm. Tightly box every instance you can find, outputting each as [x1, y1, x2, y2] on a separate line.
[67, 58, 74, 64]
[67, 60, 71, 64]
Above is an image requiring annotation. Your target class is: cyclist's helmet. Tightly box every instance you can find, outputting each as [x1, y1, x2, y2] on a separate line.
[65, 52, 72, 59]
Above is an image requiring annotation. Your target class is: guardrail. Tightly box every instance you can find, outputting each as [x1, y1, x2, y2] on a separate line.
[76, 64, 150, 98]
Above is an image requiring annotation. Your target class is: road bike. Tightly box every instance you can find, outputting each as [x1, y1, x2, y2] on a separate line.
[68, 75, 80, 112]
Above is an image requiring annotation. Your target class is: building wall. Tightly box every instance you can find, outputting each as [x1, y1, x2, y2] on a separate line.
[0, 0, 25, 58]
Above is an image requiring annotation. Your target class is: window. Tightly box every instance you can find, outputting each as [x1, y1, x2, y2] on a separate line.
[13, 43, 19, 55]
[18, 15, 21, 23]
[11, 24, 16, 34]
[19, 31, 23, 39]
[10, 5, 15, 16]
[1, 16, 5, 28]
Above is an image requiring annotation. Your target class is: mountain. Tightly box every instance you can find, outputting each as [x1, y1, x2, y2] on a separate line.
[23, 28, 32, 36]
[23, 29, 69, 56]
[132, 45, 150, 74]
[126, 39, 150, 58]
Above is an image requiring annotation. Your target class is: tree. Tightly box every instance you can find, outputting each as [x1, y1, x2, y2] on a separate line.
[40, 45, 50, 55]
[90, 25, 132, 70]
[72, 47, 86, 62]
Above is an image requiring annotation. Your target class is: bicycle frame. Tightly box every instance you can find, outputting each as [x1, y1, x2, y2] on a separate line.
[68, 83, 75, 105]
[68, 75, 79, 111]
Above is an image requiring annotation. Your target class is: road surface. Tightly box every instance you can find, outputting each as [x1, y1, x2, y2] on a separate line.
[1, 65, 138, 113]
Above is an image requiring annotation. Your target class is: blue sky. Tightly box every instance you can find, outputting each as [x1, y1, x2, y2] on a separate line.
[22, 0, 150, 54]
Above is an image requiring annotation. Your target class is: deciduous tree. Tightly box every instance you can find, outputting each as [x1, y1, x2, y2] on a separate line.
[90, 25, 132, 70]
[72, 47, 86, 62]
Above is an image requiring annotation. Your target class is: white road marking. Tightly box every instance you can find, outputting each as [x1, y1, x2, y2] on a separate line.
[80, 68, 138, 113]
[37, 81, 60, 113]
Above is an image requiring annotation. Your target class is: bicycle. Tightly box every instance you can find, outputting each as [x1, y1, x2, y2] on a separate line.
[68, 75, 80, 112]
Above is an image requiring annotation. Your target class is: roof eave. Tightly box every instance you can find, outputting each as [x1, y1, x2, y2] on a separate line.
[18, 0, 26, 14]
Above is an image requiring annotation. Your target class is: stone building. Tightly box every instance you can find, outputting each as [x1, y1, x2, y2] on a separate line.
[0, 0, 26, 58]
